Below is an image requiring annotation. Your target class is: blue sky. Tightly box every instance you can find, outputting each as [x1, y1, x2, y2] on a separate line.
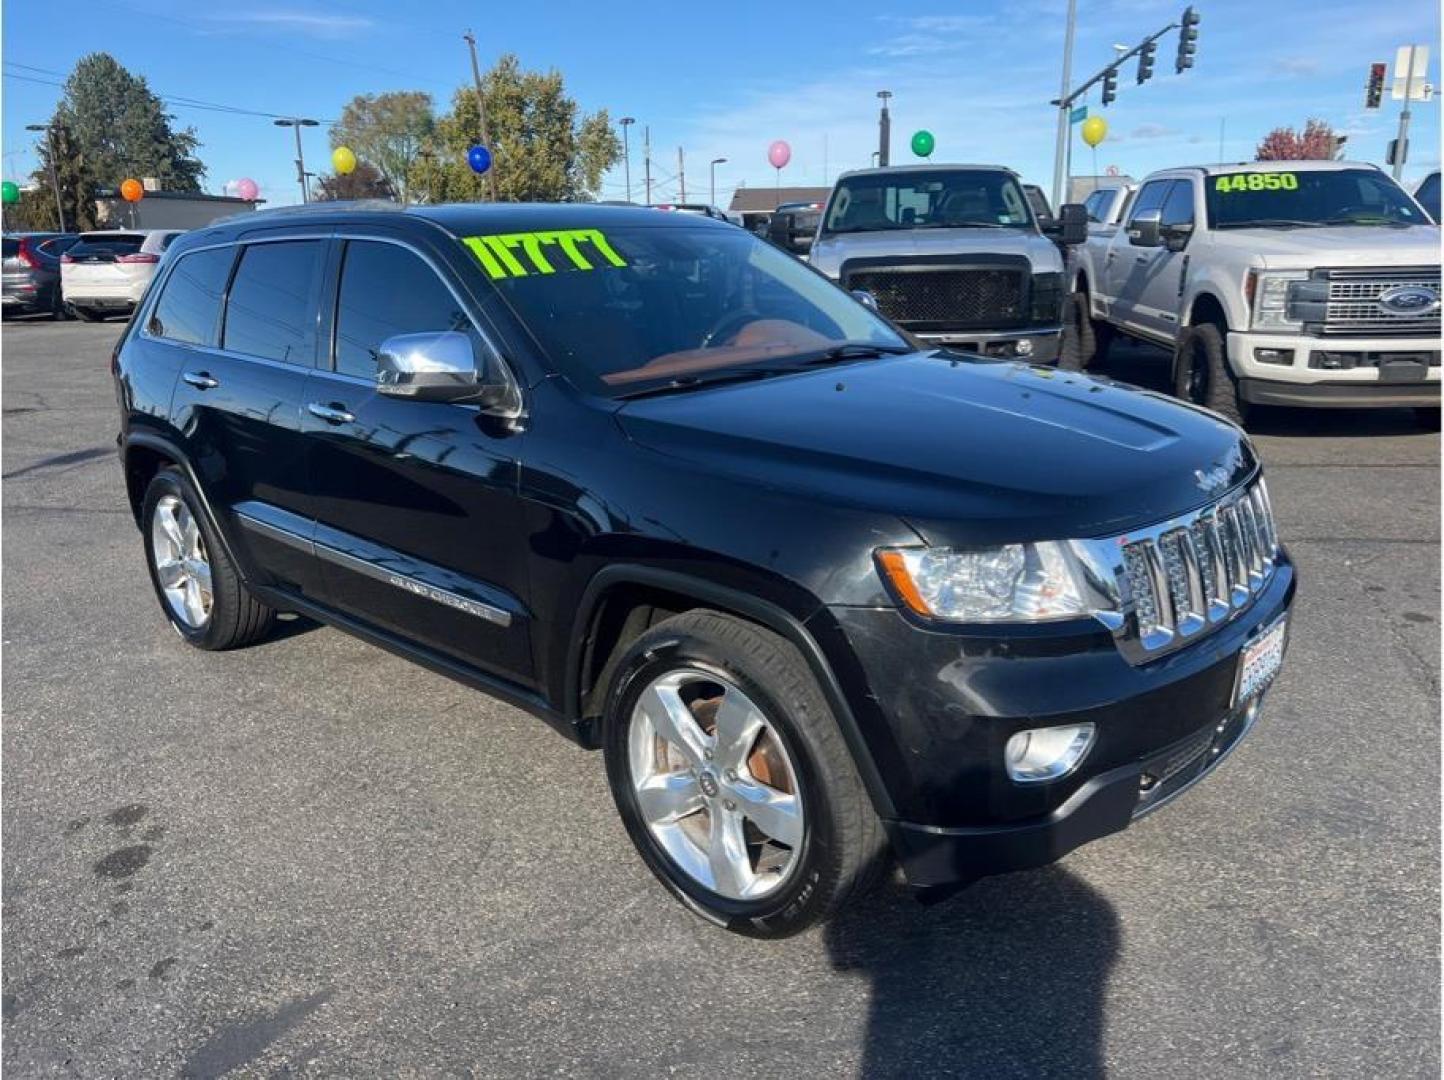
[3, 0, 1439, 208]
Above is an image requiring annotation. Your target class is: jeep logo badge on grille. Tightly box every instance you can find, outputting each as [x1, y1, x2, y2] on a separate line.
[1377, 285, 1441, 315]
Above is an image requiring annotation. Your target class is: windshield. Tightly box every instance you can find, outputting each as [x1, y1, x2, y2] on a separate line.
[477, 223, 907, 396]
[1206, 168, 1428, 228]
[822, 170, 1034, 234]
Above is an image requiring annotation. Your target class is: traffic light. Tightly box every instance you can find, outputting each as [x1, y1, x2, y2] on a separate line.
[1176, 6, 1199, 73]
[1102, 67, 1119, 105]
[1365, 62, 1386, 109]
[1137, 41, 1156, 84]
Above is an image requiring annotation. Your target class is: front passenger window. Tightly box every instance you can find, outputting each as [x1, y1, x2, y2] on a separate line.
[333, 241, 479, 379]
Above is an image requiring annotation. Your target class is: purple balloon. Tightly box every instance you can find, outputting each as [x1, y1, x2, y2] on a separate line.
[767, 140, 792, 170]
[235, 178, 259, 201]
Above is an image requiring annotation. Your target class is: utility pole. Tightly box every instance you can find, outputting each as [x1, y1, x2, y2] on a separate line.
[644, 126, 652, 205]
[25, 123, 64, 231]
[462, 30, 500, 200]
[619, 117, 635, 203]
[876, 91, 892, 167]
[678, 146, 686, 202]
[1051, 0, 1078, 211]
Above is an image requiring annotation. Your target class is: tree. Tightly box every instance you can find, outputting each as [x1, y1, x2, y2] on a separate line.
[314, 161, 394, 202]
[1256, 119, 1343, 161]
[24, 120, 102, 232]
[410, 54, 621, 204]
[331, 92, 434, 205]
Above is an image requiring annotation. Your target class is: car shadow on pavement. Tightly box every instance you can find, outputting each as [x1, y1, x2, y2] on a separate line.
[824, 866, 1117, 1079]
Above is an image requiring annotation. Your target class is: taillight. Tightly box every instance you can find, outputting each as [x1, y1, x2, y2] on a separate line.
[117, 252, 159, 265]
[16, 239, 39, 269]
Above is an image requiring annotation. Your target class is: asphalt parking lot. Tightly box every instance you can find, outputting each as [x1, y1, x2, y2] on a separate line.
[3, 318, 1439, 1078]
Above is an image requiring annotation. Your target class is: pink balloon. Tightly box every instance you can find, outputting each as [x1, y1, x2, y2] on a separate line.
[236, 178, 259, 201]
[767, 140, 792, 170]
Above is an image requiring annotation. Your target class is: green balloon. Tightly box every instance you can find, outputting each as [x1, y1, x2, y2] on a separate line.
[911, 130, 935, 158]
[1, 181, 18, 205]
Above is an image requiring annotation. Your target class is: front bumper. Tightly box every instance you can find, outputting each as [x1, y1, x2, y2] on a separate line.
[1228, 330, 1440, 406]
[914, 326, 1061, 362]
[822, 552, 1295, 889]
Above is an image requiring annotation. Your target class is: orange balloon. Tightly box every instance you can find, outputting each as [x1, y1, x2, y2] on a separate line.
[120, 178, 144, 202]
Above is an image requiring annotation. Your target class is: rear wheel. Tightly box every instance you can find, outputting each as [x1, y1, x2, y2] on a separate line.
[72, 306, 104, 322]
[602, 610, 886, 937]
[141, 468, 275, 650]
[1174, 322, 1247, 426]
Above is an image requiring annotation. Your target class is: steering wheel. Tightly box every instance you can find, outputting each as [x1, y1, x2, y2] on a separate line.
[700, 311, 760, 349]
[1326, 205, 1382, 221]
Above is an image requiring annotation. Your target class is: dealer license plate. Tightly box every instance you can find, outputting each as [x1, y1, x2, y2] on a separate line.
[1234, 615, 1287, 706]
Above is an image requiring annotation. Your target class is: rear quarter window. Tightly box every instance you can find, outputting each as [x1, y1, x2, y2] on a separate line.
[148, 246, 236, 347]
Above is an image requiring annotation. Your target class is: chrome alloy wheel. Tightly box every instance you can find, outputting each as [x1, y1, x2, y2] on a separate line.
[628, 669, 804, 901]
[151, 494, 213, 629]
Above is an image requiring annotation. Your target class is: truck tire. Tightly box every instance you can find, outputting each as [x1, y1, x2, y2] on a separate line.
[1174, 322, 1248, 426]
[141, 468, 275, 650]
[602, 610, 887, 937]
[1058, 293, 1093, 371]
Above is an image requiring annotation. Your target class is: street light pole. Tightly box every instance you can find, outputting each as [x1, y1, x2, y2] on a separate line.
[1393, 45, 1419, 181]
[1051, 0, 1078, 211]
[274, 118, 319, 203]
[709, 158, 727, 207]
[619, 117, 635, 203]
[876, 90, 893, 167]
[25, 123, 63, 232]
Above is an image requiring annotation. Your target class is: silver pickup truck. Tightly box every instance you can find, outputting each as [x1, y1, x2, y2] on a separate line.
[1069, 161, 1440, 427]
[808, 164, 1086, 363]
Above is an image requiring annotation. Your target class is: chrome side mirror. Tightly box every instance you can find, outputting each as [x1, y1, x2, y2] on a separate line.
[376, 331, 517, 412]
[851, 289, 880, 311]
[1128, 209, 1163, 248]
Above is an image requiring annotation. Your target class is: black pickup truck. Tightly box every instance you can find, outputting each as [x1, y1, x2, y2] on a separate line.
[113, 202, 1294, 936]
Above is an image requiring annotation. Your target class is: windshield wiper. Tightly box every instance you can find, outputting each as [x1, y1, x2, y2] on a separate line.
[799, 342, 915, 364]
[612, 366, 795, 400]
[1215, 219, 1323, 229]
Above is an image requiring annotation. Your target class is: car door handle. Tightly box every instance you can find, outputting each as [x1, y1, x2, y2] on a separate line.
[1135, 255, 1150, 264]
[307, 402, 355, 425]
[181, 370, 219, 390]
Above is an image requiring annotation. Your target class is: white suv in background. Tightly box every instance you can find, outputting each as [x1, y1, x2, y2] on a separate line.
[61, 229, 182, 321]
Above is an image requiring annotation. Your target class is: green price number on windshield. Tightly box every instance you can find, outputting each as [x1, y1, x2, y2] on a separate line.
[1214, 173, 1299, 193]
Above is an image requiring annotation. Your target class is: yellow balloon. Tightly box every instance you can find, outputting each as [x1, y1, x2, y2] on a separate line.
[1081, 116, 1108, 148]
[332, 146, 357, 175]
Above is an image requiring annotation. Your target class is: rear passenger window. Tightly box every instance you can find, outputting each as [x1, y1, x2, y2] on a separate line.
[148, 246, 235, 346]
[222, 241, 324, 365]
[333, 240, 477, 379]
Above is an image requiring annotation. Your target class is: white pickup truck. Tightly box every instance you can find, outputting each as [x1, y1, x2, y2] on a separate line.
[1067, 161, 1440, 427]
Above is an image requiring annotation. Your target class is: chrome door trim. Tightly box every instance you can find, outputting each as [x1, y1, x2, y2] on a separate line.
[233, 508, 514, 628]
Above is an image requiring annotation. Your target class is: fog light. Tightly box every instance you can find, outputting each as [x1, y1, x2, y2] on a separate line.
[1014, 338, 1034, 358]
[1005, 723, 1096, 783]
[1253, 347, 1294, 366]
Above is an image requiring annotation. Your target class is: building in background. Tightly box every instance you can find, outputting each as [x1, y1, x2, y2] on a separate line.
[94, 184, 260, 230]
[729, 185, 832, 233]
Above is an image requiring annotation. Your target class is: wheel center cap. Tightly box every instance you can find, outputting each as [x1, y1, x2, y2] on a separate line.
[698, 770, 721, 798]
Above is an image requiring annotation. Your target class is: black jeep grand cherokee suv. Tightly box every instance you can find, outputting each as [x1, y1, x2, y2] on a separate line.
[113, 203, 1295, 936]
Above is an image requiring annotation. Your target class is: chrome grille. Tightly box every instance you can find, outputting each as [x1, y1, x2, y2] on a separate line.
[1322, 266, 1441, 336]
[1088, 479, 1280, 661]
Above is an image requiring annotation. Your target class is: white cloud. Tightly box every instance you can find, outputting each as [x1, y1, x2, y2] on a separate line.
[206, 10, 375, 38]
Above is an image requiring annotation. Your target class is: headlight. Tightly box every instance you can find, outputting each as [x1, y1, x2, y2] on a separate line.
[1247, 270, 1308, 331]
[876, 542, 1091, 622]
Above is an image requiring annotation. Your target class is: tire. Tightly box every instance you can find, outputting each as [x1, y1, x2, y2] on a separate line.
[1173, 322, 1248, 426]
[140, 468, 275, 650]
[602, 610, 887, 937]
[1058, 292, 1095, 372]
[1414, 406, 1441, 431]
[73, 306, 104, 322]
[49, 290, 71, 321]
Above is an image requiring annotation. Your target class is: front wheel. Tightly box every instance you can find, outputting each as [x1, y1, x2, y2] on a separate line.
[1057, 292, 1095, 372]
[1174, 322, 1248, 426]
[602, 611, 886, 937]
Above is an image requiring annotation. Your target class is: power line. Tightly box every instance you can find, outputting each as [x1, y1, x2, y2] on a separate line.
[3, 67, 336, 124]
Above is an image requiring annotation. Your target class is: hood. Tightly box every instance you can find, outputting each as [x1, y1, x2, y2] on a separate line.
[809, 228, 1061, 278]
[1208, 224, 1441, 268]
[616, 354, 1255, 546]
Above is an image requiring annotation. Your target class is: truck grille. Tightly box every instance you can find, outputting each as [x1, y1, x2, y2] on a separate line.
[842, 267, 1028, 330]
[1081, 479, 1280, 663]
[1321, 266, 1441, 337]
